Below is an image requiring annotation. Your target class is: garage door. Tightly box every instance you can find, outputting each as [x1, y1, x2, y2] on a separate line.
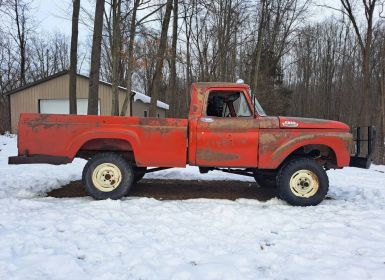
[39, 99, 100, 115]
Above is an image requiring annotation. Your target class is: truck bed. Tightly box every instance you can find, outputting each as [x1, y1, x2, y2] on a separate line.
[11, 113, 188, 167]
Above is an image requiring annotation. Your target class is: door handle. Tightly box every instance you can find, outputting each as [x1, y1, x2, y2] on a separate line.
[200, 117, 214, 123]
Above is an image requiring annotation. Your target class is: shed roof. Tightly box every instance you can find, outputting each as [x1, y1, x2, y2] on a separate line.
[5, 71, 169, 110]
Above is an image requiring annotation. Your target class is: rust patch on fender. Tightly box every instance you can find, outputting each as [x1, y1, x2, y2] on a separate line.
[138, 118, 186, 127]
[26, 114, 71, 131]
[142, 126, 176, 136]
[260, 133, 277, 145]
[259, 117, 279, 129]
[269, 132, 352, 161]
[272, 134, 318, 160]
[138, 117, 188, 136]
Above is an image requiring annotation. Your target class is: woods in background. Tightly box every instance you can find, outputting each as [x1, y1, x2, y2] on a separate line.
[0, 0, 384, 163]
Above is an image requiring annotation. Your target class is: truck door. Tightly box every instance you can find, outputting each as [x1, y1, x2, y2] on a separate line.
[195, 89, 259, 167]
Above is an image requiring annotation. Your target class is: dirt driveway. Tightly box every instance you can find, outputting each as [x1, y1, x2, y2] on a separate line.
[48, 179, 277, 201]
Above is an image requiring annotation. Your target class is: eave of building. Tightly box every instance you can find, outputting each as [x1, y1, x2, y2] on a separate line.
[5, 70, 169, 110]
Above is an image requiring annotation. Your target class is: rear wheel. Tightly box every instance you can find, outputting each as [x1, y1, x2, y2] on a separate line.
[82, 153, 134, 200]
[277, 157, 329, 206]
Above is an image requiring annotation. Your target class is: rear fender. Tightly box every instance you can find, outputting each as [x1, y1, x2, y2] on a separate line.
[67, 130, 141, 160]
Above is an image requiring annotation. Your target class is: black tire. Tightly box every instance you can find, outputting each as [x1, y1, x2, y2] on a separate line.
[82, 153, 134, 200]
[277, 157, 329, 206]
[133, 167, 147, 183]
[253, 170, 277, 188]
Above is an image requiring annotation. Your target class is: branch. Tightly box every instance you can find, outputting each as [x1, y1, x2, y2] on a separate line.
[315, 4, 349, 17]
[137, 3, 167, 24]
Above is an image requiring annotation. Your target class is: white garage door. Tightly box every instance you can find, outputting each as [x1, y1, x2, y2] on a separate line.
[39, 99, 100, 115]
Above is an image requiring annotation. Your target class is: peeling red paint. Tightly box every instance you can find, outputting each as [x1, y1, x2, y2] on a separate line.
[14, 82, 353, 171]
[196, 149, 240, 162]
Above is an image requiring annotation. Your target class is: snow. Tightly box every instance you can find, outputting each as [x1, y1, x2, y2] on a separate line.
[132, 90, 170, 111]
[1, 134, 385, 279]
[101, 79, 170, 110]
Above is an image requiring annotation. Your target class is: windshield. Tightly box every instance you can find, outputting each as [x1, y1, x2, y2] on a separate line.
[250, 92, 267, 116]
[254, 98, 267, 116]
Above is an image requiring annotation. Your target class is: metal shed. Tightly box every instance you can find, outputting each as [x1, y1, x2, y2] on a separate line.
[6, 71, 169, 132]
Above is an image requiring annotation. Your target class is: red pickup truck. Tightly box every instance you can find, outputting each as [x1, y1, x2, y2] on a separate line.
[9, 82, 375, 206]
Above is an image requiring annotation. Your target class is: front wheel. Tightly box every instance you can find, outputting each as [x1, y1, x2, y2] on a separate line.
[82, 153, 134, 200]
[277, 158, 329, 206]
[133, 167, 147, 183]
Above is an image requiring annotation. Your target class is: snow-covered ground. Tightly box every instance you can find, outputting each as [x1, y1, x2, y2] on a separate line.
[0, 134, 385, 280]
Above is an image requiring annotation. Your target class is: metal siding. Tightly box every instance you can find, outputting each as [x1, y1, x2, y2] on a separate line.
[132, 101, 166, 118]
[10, 73, 166, 132]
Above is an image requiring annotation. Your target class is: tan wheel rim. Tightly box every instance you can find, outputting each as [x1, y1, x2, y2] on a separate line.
[289, 169, 319, 198]
[92, 163, 122, 192]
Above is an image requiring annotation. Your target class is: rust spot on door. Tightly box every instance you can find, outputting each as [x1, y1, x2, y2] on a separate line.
[196, 149, 239, 162]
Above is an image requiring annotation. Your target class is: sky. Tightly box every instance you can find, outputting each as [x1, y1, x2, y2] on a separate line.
[28, 0, 384, 79]
[32, 0, 342, 40]
[31, 0, 385, 39]
[33, 0, 92, 41]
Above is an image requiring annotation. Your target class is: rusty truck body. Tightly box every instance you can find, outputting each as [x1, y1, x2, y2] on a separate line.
[9, 82, 374, 206]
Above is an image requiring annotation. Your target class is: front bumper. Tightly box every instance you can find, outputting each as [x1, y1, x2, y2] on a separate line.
[350, 156, 372, 169]
[349, 126, 376, 169]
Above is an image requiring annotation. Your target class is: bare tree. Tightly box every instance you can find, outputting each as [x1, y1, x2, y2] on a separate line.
[166, 0, 178, 117]
[111, 0, 121, 116]
[251, 0, 268, 94]
[181, 0, 194, 115]
[4, 0, 32, 86]
[88, 0, 105, 115]
[148, 0, 173, 117]
[339, 0, 378, 126]
[30, 32, 70, 79]
[69, 0, 80, 114]
[120, 0, 140, 116]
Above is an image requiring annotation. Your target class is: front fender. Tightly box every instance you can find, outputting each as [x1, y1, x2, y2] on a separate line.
[258, 130, 352, 169]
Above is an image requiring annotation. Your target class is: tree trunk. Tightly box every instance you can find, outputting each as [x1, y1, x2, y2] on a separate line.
[14, 1, 27, 86]
[166, 0, 178, 118]
[252, 0, 267, 95]
[148, 0, 173, 117]
[339, 0, 377, 126]
[69, 0, 80, 115]
[88, 0, 105, 115]
[376, 40, 385, 164]
[359, 50, 371, 126]
[182, 0, 193, 117]
[111, 0, 121, 116]
[121, 0, 140, 116]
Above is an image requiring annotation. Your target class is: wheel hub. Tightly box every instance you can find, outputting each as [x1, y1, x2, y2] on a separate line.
[289, 169, 319, 198]
[92, 163, 122, 192]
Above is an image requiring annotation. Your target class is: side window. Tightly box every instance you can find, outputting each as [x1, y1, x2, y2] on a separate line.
[144, 110, 148, 117]
[206, 91, 252, 117]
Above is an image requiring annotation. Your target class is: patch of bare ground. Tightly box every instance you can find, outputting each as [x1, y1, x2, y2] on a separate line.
[47, 179, 277, 201]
